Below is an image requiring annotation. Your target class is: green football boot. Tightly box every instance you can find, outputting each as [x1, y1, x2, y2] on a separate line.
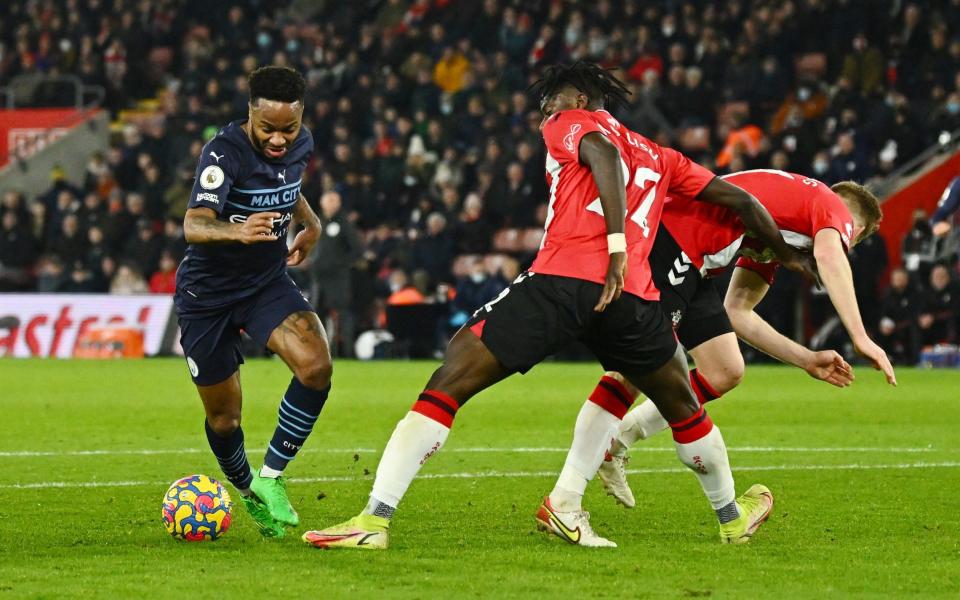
[239, 493, 285, 538]
[249, 472, 299, 527]
[719, 484, 774, 544]
[302, 514, 390, 550]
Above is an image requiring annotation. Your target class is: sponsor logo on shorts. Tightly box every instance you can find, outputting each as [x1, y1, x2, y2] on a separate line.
[196, 192, 219, 204]
[187, 357, 199, 377]
[670, 309, 683, 329]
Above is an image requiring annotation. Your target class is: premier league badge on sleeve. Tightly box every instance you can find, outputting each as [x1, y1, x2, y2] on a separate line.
[200, 165, 225, 190]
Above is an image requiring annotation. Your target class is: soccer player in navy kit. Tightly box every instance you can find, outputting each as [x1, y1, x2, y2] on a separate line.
[176, 66, 330, 538]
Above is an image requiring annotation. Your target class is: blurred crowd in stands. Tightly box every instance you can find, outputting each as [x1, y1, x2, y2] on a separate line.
[2, 0, 960, 361]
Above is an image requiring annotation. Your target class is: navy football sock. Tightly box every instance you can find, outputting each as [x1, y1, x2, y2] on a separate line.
[263, 378, 330, 473]
[204, 420, 253, 492]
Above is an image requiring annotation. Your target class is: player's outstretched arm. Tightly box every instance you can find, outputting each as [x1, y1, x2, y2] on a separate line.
[813, 228, 897, 386]
[580, 132, 627, 312]
[287, 193, 322, 266]
[697, 178, 819, 285]
[724, 267, 854, 388]
[184, 207, 280, 245]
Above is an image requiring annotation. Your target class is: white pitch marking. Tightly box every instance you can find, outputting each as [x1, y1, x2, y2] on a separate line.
[0, 446, 937, 458]
[2, 461, 958, 490]
[0, 448, 376, 457]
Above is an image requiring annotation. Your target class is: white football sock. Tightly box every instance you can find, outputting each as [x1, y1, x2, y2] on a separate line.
[367, 411, 450, 510]
[617, 398, 669, 448]
[674, 425, 736, 510]
[550, 401, 620, 512]
[259, 465, 283, 479]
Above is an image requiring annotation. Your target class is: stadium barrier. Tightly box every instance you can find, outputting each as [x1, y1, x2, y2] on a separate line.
[73, 326, 145, 359]
[0, 293, 177, 358]
[880, 147, 960, 272]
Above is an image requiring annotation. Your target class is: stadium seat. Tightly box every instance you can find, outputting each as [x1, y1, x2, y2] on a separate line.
[679, 126, 711, 152]
[520, 228, 544, 252]
[452, 254, 481, 278]
[492, 228, 522, 253]
[795, 52, 828, 80]
[483, 254, 520, 279]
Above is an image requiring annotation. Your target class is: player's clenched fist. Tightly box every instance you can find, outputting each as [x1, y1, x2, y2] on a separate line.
[238, 212, 281, 243]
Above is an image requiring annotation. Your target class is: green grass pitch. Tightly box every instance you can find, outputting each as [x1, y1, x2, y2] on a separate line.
[1, 358, 958, 598]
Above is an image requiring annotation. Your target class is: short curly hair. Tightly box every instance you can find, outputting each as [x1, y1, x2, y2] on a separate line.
[248, 66, 305, 105]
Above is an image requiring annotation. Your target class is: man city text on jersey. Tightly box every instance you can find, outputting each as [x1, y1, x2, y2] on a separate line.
[175, 120, 314, 314]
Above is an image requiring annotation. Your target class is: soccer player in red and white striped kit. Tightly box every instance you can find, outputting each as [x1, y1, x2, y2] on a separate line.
[302, 62, 817, 549]
[587, 170, 896, 508]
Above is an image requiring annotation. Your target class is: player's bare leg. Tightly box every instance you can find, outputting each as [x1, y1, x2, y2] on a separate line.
[197, 372, 284, 537]
[251, 310, 334, 527]
[692, 333, 746, 392]
[620, 344, 772, 542]
[267, 310, 334, 391]
[303, 327, 509, 549]
[618, 332, 742, 446]
[598, 333, 742, 506]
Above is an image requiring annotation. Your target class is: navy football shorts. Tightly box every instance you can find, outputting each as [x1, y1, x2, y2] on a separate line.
[648, 228, 734, 350]
[177, 274, 314, 386]
[464, 272, 678, 376]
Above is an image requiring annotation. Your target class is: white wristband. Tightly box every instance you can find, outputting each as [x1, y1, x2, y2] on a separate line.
[607, 233, 627, 254]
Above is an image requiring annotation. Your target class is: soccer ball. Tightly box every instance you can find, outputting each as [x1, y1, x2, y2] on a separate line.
[161, 474, 233, 541]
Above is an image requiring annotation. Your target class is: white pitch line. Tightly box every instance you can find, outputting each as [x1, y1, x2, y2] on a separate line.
[2, 461, 958, 490]
[0, 448, 376, 458]
[0, 446, 937, 458]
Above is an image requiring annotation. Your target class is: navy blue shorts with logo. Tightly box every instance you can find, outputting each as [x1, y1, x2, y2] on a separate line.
[464, 272, 678, 377]
[177, 274, 314, 386]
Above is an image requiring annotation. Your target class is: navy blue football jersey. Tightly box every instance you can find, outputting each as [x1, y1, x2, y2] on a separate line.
[175, 120, 313, 313]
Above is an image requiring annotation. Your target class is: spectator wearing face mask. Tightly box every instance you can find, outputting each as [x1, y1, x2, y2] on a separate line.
[928, 91, 960, 142]
[811, 150, 832, 182]
[829, 132, 871, 184]
[449, 260, 507, 329]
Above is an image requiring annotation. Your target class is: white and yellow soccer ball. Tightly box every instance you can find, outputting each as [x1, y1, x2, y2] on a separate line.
[161, 474, 232, 541]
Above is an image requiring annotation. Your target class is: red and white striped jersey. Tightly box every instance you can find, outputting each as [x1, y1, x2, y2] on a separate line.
[661, 169, 854, 284]
[530, 108, 715, 300]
